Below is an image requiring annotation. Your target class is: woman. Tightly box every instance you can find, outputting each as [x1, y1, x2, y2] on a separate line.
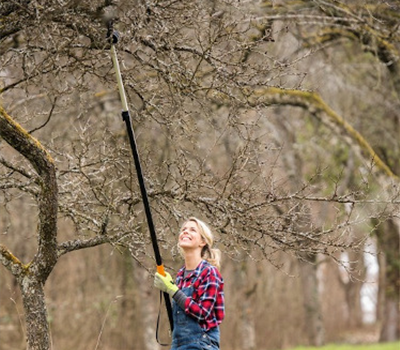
[154, 217, 225, 350]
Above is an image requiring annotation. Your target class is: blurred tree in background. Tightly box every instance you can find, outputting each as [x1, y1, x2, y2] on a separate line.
[0, 0, 399, 349]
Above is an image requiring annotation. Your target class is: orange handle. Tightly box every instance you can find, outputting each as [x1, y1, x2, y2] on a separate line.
[157, 264, 166, 276]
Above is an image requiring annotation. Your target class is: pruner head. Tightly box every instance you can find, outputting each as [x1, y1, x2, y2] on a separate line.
[110, 30, 120, 44]
[106, 20, 120, 45]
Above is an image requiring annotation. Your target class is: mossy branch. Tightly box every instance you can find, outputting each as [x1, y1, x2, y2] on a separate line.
[247, 87, 398, 180]
[0, 244, 29, 277]
[0, 105, 58, 282]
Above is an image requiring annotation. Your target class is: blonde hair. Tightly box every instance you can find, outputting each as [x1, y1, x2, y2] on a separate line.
[180, 217, 222, 270]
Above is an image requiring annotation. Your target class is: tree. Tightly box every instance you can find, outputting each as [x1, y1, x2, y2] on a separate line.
[257, 0, 400, 341]
[1, 0, 399, 349]
[0, 107, 58, 349]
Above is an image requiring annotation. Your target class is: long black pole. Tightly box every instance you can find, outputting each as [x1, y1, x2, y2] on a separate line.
[109, 33, 174, 333]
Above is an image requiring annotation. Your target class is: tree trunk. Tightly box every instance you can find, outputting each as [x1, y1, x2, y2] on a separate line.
[380, 297, 399, 342]
[343, 276, 364, 328]
[1, 107, 59, 350]
[275, 111, 325, 346]
[298, 253, 325, 346]
[340, 248, 365, 329]
[20, 276, 50, 350]
[375, 218, 400, 342]
[238, 260, 256, 350]
[135, 266, 161, 350]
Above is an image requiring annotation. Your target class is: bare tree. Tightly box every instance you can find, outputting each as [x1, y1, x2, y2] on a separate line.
[1, 0, 399, 349]
[257, 0, 400, 342]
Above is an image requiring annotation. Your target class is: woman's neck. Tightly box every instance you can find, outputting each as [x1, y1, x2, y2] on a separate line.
[184, 250, 203, 270]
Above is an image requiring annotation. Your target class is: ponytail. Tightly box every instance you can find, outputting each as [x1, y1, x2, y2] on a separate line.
[201, 245, 222, 270]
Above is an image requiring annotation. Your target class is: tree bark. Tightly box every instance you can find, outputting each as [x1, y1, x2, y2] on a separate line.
[336, 244, 365, 329]
[342, 259, 364, 328]
[298, 254, 325, 346]
[20, 277, 51, 350]
[237, 260, 256, 350]
[380, 298, 399, 342]
[374, 219, 400, 342]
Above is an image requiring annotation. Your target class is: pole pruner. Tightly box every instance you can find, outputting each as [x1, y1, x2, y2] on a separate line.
[107, 26, 174, 335]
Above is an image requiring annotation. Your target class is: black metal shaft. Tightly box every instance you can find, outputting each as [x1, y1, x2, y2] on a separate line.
[121, 110, 174, 333]
[121, 111, 161, 264]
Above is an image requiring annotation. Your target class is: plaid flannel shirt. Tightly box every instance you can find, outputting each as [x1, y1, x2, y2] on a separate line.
[175, 260, 225, 331]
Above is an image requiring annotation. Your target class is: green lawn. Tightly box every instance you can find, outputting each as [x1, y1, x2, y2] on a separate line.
[290, 342, 400, 350]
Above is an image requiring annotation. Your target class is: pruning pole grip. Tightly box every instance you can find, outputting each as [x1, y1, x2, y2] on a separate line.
[157, 264, 166, 276]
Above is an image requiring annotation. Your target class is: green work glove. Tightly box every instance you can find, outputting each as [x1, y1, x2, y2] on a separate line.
[154, 272, 179, 297]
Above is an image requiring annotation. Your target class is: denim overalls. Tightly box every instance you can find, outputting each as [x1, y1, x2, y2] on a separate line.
[171, 273, 220, 350]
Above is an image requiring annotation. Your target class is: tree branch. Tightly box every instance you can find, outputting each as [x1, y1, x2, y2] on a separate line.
[246, 87, 399, 180]
[57, 231, 131, 257]
[0, 244, 28, 277]
[0, 105, 58, 282]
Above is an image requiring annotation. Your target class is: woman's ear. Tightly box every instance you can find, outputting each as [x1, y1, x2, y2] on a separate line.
[199, 238, 207, 248]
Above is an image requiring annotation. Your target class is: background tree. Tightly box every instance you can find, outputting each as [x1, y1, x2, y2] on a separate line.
[257, 0, 399, 341]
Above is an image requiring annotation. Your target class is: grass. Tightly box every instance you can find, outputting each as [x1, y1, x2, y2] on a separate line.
[290, 342, 400, 350]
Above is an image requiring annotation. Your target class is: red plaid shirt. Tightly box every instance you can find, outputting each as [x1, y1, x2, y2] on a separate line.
[175, 260, 225, 331]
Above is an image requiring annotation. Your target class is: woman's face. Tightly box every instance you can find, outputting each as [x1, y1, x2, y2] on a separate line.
[178, 220, 206, 251]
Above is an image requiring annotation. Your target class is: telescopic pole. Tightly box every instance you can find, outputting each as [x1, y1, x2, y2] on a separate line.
[108, 30, 174, 333]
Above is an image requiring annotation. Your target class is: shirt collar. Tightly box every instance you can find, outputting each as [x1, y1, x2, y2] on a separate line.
[179, 259, 208, 280]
